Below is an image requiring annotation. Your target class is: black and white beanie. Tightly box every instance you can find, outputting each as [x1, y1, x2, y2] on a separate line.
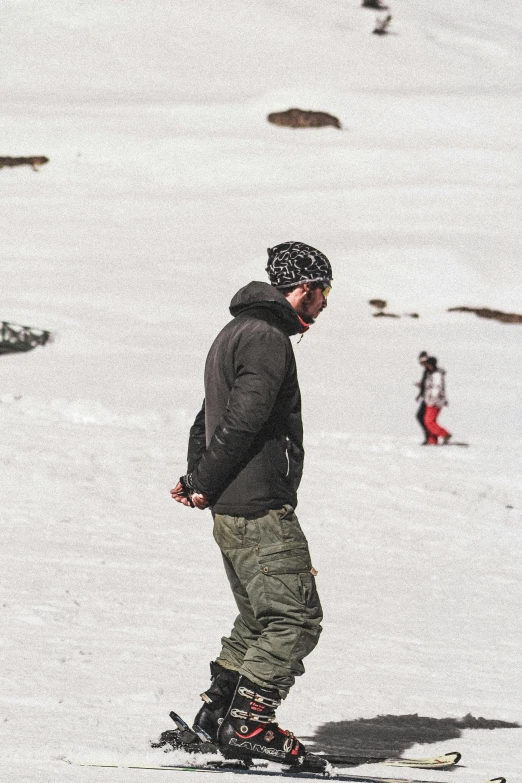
[266, 241, 332, 289]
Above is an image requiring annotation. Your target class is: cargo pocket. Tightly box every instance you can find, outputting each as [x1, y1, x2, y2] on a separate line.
[258, 542, 311, 576]
[298, 571, 322, 617]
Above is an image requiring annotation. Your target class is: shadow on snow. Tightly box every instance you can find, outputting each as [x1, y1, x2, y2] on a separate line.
[305, 713, 520, 757]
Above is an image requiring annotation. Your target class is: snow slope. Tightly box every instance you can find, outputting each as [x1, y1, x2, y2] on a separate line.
[1, 1, 521, 782]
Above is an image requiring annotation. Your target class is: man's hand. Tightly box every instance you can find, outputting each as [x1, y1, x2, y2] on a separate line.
[171, 481, 193, 506]
[170, 477, 210, 510]
[191, 492, 210, 509]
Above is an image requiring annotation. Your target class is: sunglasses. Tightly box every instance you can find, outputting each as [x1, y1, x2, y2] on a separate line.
[319, 281, 332, 298]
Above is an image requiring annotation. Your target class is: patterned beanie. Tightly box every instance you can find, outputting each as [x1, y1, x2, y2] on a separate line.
[266, 241, 332, 289]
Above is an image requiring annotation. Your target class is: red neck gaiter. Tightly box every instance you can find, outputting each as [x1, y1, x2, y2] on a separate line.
[297, 315, 310, 333]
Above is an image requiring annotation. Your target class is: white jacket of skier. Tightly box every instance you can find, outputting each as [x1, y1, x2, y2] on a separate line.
[423, 368, 448, 407]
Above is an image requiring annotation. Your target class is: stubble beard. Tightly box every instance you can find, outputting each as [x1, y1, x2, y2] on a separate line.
[297, 291, 321, 324]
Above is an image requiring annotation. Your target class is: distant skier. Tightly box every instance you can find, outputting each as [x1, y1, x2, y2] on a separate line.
[422, 356, 451, 445]
[170, 242, 332, 769]
[415, 351, 430, 444]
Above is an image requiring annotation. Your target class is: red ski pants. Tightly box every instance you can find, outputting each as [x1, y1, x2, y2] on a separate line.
[424, 406, 450, 444]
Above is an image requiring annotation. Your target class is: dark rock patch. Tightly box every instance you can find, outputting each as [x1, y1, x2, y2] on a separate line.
[267, 108, 341, 130]
[369, 299, 387, 311]
[373, 14, 392, 35]
[448, 307, 522, 324]
[368, 300, 403, 318]
[0, 156, 49, 171]
[1, 321, 52, 355]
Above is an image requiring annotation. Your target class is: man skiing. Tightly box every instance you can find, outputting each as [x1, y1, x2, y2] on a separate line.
[422, 356, 451, 445]
[170, 241, 332, 769]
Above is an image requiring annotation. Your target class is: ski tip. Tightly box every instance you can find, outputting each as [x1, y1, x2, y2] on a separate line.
[441, 751, 462, 764]
[385, 749, 462, 769]
[484, 778, 506, 783]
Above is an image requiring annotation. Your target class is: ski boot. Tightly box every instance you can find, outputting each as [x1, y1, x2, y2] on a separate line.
[193, 661, 240, 743]
[217, 675, 327, 772]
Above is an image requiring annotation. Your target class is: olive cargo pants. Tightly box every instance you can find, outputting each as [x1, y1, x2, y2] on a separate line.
[213, 505, 323, 698]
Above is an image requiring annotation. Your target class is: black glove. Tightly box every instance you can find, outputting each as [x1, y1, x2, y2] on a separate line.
[178, 474, 196, 507]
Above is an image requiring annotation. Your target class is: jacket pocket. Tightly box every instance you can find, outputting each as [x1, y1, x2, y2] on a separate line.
[264, 437, 290, 481]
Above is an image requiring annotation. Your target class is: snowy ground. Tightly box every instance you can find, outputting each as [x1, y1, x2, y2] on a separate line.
[1, 1, 521, 782]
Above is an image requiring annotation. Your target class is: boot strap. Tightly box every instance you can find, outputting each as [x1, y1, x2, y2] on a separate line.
[230, 708, 277, 724]
[237, 686, 280, 708]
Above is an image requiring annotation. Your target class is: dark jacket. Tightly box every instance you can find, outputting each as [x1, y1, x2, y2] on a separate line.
[419, 368, 428, 397]
[187, 281, 304, 517]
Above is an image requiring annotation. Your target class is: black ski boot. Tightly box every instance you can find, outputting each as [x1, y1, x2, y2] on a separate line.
[218, 675, 327, 771]
[193, 661, 240, 743]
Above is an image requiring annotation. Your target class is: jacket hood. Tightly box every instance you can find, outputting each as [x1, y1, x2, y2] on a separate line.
[229, 281, 302, 336]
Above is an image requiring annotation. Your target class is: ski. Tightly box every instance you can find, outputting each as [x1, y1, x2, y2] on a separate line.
[68, 761, 506, 783]
[325, 751, 460, 769]
[153, 712, 461, 770]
